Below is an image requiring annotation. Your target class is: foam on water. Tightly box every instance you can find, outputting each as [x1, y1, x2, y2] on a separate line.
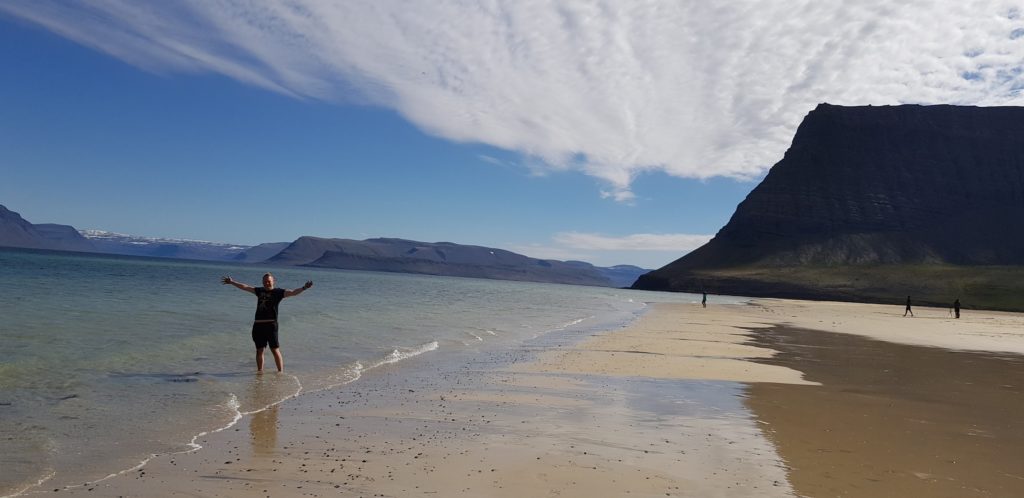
[2, 472, 55, 498]
[371, 341, 440, 368]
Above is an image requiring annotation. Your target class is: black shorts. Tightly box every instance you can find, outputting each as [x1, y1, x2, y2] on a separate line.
[252, 321, 280, 349]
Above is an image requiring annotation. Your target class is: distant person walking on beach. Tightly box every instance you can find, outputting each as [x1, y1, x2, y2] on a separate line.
[954, 298, 961, 319]
[222, 273, 313, 372]
[702, 292, 707, 308]
[904, 296, 914, 317]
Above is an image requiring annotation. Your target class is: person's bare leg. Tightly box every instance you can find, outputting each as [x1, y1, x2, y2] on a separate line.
[256, 347, 265, 372]
[271, 348, 284, 372]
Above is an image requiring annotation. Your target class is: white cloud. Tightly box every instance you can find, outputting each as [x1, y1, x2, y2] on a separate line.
[509, 244, 591, 263]
[5, 1, 1024, 199]
[477, 154, 505, 166]
[554, 232, 712, 251]
[512, 231, 713, 268]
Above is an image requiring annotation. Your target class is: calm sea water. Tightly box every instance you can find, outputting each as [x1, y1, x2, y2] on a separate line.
[0, 248, 716, 495]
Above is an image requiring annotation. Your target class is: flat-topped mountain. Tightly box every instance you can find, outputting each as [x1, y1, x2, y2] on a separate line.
[269, 236, 644, 287]
[634, 104, 1024, 310]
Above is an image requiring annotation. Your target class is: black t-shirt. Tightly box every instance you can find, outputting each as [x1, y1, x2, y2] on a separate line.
[254, 287, 286, 320]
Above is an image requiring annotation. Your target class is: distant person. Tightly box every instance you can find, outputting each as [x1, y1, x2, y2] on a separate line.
[904, 296, 914, 317]
[702, 292, 707, 308]
[954, 298, 961, 319]
[222, 273, 313, 372]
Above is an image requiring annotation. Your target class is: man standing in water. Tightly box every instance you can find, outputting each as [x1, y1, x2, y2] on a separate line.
[222, 273, 313, 372]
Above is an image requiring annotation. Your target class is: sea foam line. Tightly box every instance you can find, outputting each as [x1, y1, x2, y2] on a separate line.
[16, 375, 303, 497]
[368, 341, 440, 370]
[1, 470, 55, 498]
[29, 391, 253, 496]
[526, 316, 591, 339]
[293, 361, 364, 397]
[278, 341, 438, 397]
[239, 372, 304, 416]
[14, 343, 439, 496]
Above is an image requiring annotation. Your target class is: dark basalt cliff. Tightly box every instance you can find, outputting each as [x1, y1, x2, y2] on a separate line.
[634, 104, 1024, 309]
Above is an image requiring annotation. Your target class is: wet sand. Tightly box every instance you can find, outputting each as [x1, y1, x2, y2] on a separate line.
[34, 298, 1024, 497]
[748, 326, 1024, 498]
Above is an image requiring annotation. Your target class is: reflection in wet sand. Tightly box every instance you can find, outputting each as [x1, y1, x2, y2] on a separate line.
[746, 326, 1024, 498]
[245, 374, 290, 456]
[250, 404, 278, 455]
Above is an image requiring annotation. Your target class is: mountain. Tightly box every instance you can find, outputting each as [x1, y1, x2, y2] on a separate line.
[561, 261, 648, 288]
[633, 104, 1024, 310]
[232, 242, 291, 263]
[1, 203, 648, 288]
[81, 230, 250, 261]
[0, 207, 253, 259]
[267, 236, 646, 287]
[593, 264, 651, 288]
[0, 205, 95, 252]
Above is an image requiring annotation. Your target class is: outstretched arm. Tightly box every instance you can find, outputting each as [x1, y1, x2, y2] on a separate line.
[284, 281, 313, 298]
[222, 276, 256, 294]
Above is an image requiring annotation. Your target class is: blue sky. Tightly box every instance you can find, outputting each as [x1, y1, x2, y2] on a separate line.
[2, 2, 1022, 268]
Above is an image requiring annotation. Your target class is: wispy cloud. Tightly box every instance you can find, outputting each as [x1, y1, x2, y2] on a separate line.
[553, 232, 713, 251]
[512, 231, 713, 268]
[509, 244, 590, 264]
[5, 1, 1023, 199]
[477, 154, 505, 166]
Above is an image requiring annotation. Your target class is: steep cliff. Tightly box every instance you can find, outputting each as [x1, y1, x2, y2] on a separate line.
[634, 104, 1024, 310]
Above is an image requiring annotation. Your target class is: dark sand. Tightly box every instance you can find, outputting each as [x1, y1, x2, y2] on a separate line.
[747, 326, 1024, 497]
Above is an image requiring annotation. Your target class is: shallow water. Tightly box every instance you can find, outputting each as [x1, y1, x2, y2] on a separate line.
[0, 247, 709, 496]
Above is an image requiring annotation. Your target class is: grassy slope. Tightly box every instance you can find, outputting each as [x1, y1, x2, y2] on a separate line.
[688, 265, 1024, 312]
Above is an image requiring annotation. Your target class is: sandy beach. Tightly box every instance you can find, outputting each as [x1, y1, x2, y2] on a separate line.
[40, 298, 1024, 497]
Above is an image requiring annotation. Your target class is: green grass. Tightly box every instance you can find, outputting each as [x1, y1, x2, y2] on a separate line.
[694, 265, 1024, 312]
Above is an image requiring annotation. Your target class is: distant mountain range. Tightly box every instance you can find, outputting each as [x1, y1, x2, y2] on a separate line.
[266, 236, 641, 287]
[82, 230, 252, 260]
[0, 204, 647, 288]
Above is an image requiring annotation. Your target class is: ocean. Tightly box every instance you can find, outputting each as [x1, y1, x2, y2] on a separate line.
[0, 247, 720, 496]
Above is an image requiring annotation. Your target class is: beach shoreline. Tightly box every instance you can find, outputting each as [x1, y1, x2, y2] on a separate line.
[24, 297, 1024, 497]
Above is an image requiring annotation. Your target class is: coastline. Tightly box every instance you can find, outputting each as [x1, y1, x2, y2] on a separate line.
[26, 297, 1024, 497]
